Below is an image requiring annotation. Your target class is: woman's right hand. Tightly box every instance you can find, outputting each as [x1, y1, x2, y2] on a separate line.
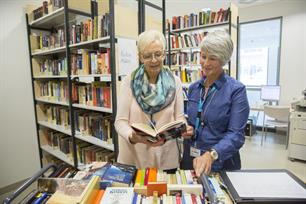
[181, 125, 194, 139]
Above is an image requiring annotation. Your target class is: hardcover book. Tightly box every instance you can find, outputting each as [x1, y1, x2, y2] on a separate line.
[131, 120, 186, 143]
[100, 163, 137, 187]
[87, 162, 137, 187]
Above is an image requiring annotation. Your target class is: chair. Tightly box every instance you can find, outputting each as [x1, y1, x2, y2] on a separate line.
[261, 105, 290, 148]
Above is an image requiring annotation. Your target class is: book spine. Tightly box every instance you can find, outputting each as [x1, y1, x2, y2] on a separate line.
[148, 168, 157, 183]
[140, 169, 145, 186]
[144, 168, 150, 186]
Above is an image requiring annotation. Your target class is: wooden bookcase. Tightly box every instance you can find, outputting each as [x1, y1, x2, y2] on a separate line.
[25, 0, 123, 169]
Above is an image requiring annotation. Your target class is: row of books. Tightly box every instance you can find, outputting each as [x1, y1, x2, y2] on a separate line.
[43, 105, 70, 128]
[71, 49, 110, 75]
[171, 68, 202, 84]
[76, 141, 114, 165]
[69, 12, 110, 44]
[30, 10, 110, 53]
[34, 183, 204, 204]
[31, 14, 110, 53]
[167, 52, 201, 66]
[37, 80, 69, 103]
[134, 169, 198, 187]
[36, 57, 67, 76]
[16, 162, 210, 203]
[168, 31, 207, 50]
[32, 0, 64, 21]
[42, 126, 114, 164]
[74, 110, 111, 142]
[69, 1, 99, 43]
[170, 7, 230, 30]
[31, 28, 65, 52]
[130, 191, 204, 204]
[36, 80, 112, 109]
[44, 130, 73, 155]
[72, 81, 112, 108]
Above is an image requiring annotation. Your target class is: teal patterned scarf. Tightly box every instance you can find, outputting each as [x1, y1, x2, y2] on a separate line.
[131, 64, 176, 115]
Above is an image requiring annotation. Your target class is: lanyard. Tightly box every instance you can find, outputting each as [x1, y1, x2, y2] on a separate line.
[193, 85, 216, 142]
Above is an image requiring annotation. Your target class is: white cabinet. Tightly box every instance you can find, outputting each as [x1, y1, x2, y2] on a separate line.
[289, 111, 306, 161]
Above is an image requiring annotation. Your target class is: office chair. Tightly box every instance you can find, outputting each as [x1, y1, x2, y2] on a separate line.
[261, 105, 290, 148]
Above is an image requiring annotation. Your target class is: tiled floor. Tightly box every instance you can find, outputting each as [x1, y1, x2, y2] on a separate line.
[241, 131, 306, 182]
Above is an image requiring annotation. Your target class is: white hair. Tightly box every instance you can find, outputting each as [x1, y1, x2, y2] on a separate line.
[137, 30, 166, 53]
[200, 29, 233, 66]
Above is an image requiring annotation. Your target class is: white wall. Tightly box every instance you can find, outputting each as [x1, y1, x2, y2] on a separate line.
[0, 0, 41, 188]
[239, 0, 306, 105]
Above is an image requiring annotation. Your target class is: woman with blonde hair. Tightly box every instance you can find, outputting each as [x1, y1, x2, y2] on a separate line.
[115, 30, 186, 171]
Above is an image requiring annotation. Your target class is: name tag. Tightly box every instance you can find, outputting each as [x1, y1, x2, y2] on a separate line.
[190, 146, 201, 157]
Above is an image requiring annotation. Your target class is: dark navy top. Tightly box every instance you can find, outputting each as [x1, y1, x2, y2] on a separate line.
[181, 73, 250, 171]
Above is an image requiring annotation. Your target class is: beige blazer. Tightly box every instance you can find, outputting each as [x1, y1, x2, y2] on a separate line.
[115, 74, 186, 170]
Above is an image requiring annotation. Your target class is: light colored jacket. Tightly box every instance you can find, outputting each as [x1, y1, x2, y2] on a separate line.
[115, 74, 186, 170]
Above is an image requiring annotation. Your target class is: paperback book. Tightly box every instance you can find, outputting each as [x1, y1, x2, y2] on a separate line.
[99, 187, 134, 204]
[38, 176, 100, 204]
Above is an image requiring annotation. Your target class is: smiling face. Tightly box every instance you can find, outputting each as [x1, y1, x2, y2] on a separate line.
[139, 40, 165, 83]
[200, 51, 223, 81]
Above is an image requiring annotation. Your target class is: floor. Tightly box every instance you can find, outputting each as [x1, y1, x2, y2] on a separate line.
[241, 131, 306, 183]
[1, 131, 305, 203]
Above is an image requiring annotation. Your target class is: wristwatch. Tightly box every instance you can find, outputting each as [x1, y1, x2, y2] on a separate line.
[209, 149, 218, 161]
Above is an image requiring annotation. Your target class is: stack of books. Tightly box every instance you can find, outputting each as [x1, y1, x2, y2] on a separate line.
[134, 168, 203, 196]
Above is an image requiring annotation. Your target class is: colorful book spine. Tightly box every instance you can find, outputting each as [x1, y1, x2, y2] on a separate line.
[148, 168, 157, 183]
[140, 169, 146, 186]
[134, 169, 142, 186]
[144, 168, 150, 186]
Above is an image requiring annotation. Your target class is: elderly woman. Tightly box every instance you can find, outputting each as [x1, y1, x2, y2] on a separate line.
[181, 30, 250, 176]
[115, 30, 186, 170]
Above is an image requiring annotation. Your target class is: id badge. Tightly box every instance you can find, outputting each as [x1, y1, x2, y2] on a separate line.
[190, 146, 201, 157]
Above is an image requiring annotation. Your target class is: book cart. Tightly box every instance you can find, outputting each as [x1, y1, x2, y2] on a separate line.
[4, 163, 306, 204]
[3, 164, 57, 204]
[2, 162, 235, 204]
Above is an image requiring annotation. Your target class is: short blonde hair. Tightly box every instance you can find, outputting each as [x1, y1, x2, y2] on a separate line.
[137, 30, 166, 53]
[200, 29, 233, 66]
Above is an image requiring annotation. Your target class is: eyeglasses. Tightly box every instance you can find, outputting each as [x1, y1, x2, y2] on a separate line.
[141, 51, 164, 61]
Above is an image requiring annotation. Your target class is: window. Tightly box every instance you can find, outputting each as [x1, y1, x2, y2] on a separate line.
[238, 17, 282, 107]
[238, 18, 282, 126]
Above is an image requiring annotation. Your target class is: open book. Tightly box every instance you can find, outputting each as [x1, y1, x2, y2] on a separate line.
[131, 120, 186, 143]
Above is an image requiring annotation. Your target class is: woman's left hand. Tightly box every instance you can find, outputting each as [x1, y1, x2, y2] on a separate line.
[193, 151, 213, 177]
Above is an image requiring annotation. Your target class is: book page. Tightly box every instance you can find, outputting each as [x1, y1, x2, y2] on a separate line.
[226, 172, 306, 198]
[131, 123, 157, 137]
[157, 120, 185, 133]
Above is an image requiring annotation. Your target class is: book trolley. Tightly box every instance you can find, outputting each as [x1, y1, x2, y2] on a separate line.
[3, 162, 306, 204]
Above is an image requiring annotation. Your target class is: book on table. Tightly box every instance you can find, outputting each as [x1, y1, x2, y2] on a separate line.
[131, 120, 186, 143]
[37, 176, 100, 204]
[100, 162, 137, 187]
[99, 187, 134, 204]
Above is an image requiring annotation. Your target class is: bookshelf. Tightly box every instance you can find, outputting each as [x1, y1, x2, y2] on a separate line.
[166, 3, 239, 86]
[26, 0, 119, 169]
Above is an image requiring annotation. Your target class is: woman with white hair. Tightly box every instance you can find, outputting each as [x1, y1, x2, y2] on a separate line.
[115, 30, 186, 171]
[181, 30, 250, 176]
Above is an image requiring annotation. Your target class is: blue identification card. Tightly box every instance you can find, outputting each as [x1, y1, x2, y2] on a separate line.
[190, 146, 201, 157]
